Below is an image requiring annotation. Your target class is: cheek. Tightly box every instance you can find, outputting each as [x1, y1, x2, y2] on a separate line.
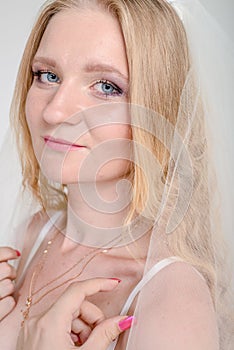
[92, 124, 132, 143]
[90, 124, 132, 181]
[25, 85, 50, 129]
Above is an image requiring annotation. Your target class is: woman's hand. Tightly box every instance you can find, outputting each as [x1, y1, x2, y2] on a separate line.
[0, 247, 20, 320]
[17, 278, 134, 350]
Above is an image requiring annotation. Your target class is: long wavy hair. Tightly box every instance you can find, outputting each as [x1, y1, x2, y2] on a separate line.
[10, 0, 233, 347]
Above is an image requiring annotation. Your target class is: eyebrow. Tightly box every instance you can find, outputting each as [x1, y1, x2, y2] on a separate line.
[32, 57, 128, 81]
[32, 56, 57, 67]
[84, 62, 128, 81]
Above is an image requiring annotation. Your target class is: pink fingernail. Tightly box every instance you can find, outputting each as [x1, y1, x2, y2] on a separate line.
[109, 278, 122, 283]
[15, 250, 21, 257]
[118, 316, 135, 331]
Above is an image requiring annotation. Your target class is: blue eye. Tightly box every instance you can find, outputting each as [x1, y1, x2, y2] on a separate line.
[101, 82, 115, 94]
[32, 70, 60, 84]
[94, 80, 123, 97]
[45, 72, 59, 83]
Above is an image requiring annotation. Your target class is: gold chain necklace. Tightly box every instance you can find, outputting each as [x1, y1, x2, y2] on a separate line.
[21, 232, 110, 327]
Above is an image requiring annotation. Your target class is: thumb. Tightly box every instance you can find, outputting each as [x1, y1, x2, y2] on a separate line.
[82, 315, 135, 350]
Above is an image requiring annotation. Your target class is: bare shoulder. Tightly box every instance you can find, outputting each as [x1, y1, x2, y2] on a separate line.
[140, 261, 219, 349]
[152, 260, 213, 300]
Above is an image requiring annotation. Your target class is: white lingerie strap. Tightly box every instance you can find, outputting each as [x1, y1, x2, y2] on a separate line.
[108, 256, 184, 350]
[121, 256, 185, 316]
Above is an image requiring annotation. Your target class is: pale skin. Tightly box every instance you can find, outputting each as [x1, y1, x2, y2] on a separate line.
[0, 5, 219, 350]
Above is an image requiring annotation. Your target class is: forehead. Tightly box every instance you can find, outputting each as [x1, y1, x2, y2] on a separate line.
[36, 7, 128, 74]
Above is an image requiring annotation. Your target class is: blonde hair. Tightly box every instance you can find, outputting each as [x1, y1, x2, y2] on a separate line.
[11, 0, 188, 208]
[10, 0, 233, 347]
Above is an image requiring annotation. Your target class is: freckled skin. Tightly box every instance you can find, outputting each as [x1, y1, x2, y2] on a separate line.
[26, 8, 131, 185]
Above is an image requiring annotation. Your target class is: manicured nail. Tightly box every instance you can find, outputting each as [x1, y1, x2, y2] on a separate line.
[118, 316, 135, 331]
[109, 278, 121, 283]
[15, 250, 21, 257]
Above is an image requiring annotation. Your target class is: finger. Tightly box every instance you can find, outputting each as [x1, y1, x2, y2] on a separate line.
[71, 318, 92, 345]
[82, 315, 135, 350]
[49, 278, 120, 324]
[0, 262, 17, 281]
[80, 300, 105, 326]
[0, 278, 15, 299]
[0, 247, 20, 262]
[71, 300, 106, 346]
[0, 296, 16, 321]
[72, 317, 91, 334]
[70, 332, 80, 345]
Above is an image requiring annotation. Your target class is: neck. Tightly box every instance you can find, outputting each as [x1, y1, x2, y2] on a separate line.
[64, 178, 133, 248]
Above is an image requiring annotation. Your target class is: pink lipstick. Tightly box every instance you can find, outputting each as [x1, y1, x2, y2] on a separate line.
[43, 136, 85, 152]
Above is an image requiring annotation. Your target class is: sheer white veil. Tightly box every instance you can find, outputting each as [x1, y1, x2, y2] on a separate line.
[170, 0, 234, 258]
[124, 1, 234, 350]
[0, 0, 233, 349]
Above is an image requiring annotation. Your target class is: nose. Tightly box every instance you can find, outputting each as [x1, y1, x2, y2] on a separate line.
[42, 81, 84, 125]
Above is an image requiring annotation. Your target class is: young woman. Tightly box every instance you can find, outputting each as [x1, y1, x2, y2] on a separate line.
[0, 0, 233, 349]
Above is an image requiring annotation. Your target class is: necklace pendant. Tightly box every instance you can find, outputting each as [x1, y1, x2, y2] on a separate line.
[25, 296, 32, 307]
[21, 308, 30, 327]
[23, 308, 29, 319]
[21, 296, 33, 327]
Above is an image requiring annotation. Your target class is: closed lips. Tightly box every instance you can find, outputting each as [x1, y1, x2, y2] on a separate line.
[43, 136, 84, 147]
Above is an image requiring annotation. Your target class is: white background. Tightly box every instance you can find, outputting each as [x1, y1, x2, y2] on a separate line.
[0, 0, 233, 142]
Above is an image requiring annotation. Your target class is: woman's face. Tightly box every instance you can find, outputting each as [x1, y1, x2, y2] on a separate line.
[26, 7, 131, 184]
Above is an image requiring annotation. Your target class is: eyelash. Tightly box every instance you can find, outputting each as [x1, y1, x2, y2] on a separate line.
[32, 70, 124, 98]
[92, 79, 123, 98]
[32, 70, 60, 84]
